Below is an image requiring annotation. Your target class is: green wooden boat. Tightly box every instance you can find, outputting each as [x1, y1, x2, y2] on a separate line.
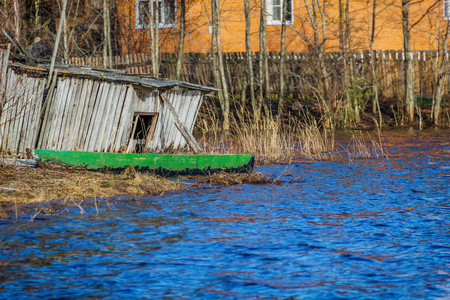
[33, 149, 255, 175]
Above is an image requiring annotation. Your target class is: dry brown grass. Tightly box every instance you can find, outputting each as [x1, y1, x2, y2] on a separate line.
[190, 171, 271, 186]
[346, 130, 388, 160]
[0, 163, 185, 218]
[197, 112, 335, 165]
[197, 103, 388, 164]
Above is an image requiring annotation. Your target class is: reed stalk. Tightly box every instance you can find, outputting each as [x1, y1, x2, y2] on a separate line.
[197, 109, 335, 164]
[196, 103, 387, 163]
[346, 130, 388, 160]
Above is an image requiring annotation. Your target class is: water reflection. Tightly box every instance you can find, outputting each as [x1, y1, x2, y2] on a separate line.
[0, 130, 449, 299]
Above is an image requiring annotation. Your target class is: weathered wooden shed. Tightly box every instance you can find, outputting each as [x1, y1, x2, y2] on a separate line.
[0, 47, 215, 156]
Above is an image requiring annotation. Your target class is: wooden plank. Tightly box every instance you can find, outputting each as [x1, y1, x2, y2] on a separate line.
[101, 84, 127, 152]
[89, 82, 114, 151]
[76, 79, 97, 150]
[64, 78, 86, 150]
[0, 70, 17, 153]
[50, 78, 71, 149]
[56, 77, 78, 150]
[83, 81, 107, 151]
[37, 72, 58, 149]
[147, 92, 164, 150]
[8, 73, 27, 154]
[181, 92, 200, 147]
[171, 91, 187, 148]
[67, 78, 85, 148]
[42, 78, 62, 149]
[27, 78, 47, 151]
[143, 92, 160, 150]
[165, 92, 181, 148]
[125, 88, 141, 153]
[49, 78, 70, 149]
[42, 78, 63, 149]
[0, 45, 11, 97]
[68, 79, 89, 150]
[60, 78, 80, 149]
[160, 92, 200, 154]
[183, 92, 200, 133]
[113, 85, 134, 152]
[19, 77, 37, 152]
[94, 83, 119, 151]
[80, 80, 103, 150]
[186, 91, 203, 133]
[177, 91, 192, 147]
[6, 73, 21, 153]
[18, 76, 38, 154]
[172, 91, 188, 148]
[0, 70, 12, 152]
[159, 91, 173, 149]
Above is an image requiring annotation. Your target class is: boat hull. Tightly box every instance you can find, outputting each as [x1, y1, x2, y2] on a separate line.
[33, 150, 255, 175]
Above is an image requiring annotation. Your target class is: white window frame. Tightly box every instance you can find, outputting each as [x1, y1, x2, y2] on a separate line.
[135, 0, 177, 29]
[445, 0, 450, 20]
[267, 0, 293, 25]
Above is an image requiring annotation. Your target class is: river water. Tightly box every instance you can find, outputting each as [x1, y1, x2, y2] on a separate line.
[0, 130, 449, 299]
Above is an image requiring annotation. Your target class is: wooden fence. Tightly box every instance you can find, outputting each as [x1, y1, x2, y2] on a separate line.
[69, 50, 448, 101]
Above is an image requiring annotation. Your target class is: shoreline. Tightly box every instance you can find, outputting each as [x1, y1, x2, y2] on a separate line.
[0, 163, 186, 219]
[0, 163, 270, 220]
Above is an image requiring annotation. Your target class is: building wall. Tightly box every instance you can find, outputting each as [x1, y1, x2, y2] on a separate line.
[0, 56, 205, 155]
[37, 76, 204, 153]
[117, 0, 446, 54]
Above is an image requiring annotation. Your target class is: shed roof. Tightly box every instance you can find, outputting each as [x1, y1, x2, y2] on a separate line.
[10, 62, 218, 93]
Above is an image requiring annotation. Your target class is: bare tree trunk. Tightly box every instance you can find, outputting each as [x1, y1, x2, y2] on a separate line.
[263, 31, 270, 114]
[155, 0, 160, 75]
[339, 0, 350, 121]
[211, 0, 220, 91]
[63, 7, 68, 63]
[149, 0, 160, 76]
[175, 0, 186, 80]
[13, 0, 20, 42]
[211, 0, 230, 132]
[259, 0, 267, 118]
[278, 0, 287, 119]
[107, 0, 112, 63]
[433, 23, 450, 126]
[215, 0, 230, 132]
[47, 0, 68, 87]
[370, 0, 381, 125]
[244, 0, 256, 120]
[34, 0, 42, 34]
[103, 0, 112, 68]
[304, 0, 333, 128]
[345, 0, 353, 82]
[402, 0, 414, 123]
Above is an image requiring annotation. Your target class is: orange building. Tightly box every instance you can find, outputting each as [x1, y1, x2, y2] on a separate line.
[117, 0, 447, 54]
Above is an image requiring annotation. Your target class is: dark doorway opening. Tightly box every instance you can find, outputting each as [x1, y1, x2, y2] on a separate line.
[131, 112, 158, 153]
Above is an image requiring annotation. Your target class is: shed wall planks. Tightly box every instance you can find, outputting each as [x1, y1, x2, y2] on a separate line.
[0, 49, 209, 155]
[0, 67, 46, 155]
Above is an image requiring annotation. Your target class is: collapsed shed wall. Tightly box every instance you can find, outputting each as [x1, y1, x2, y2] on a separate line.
[0, 48, 212, 156]
[0, 62, 47, 155]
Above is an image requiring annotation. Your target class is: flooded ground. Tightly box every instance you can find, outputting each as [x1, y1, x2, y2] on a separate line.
[0, 129, 449, 299]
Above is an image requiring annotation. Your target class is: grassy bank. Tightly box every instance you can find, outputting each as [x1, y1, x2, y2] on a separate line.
[0, 116, 388, 219]
[0, 162, 273, 219]
[0, 163, 186, 219]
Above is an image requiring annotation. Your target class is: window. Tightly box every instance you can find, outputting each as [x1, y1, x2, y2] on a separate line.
[267, 0, 293, 25]
[136, 0, 176, 29]
[445, 0, 450, 20]
[131, 112, 158, 153]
